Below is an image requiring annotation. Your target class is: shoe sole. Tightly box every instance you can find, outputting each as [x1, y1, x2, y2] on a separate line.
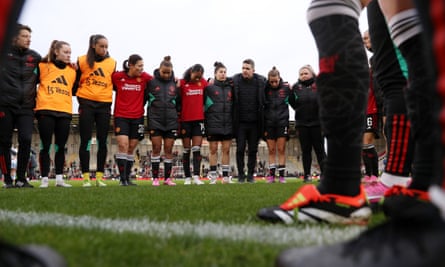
[298, 206, 372, 225]
[56, 184, 72, 187]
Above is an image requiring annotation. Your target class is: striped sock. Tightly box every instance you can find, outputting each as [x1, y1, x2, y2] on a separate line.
[307, 0, 361, 23]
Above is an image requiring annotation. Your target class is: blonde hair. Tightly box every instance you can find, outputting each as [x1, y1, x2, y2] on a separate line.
[299, 64, 316, 77]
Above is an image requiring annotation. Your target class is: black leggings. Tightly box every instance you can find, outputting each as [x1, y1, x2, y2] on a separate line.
[0, 107, 33, 183]
[37, 115, 71, 176]
[78, 105, 110, 173]
[297, 126, 325, 177]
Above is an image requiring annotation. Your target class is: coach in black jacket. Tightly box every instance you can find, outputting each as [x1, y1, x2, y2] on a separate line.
[0, 24, 41, 188]
[289, 65, 325, 182]
[232, 59, 266, 183]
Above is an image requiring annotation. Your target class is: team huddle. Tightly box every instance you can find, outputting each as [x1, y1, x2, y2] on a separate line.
[0, 24, 325, 189]
[2, 0, 445, 266]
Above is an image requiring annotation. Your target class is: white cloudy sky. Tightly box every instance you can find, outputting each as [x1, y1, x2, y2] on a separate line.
[18, 0, 369, 114]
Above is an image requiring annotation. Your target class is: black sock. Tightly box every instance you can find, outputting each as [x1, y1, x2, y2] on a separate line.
[116, 154, 127, 182]
[367, 0, 414, 179]
[164, 159, 172, 179]
[151, 156, 160, 179]
[309, 14, 368, 196]
[362, 145, 378, 176]
[126, 158, 134, 181]
[395, 33, 439, 189]
[182, 150, 191, 178]
[222, 165, 230, 178]
[370, 149, 379, 177]
[192, 150, 201, 176]
[269, 164, 276, 177]
[278, 165, 285, 177]
[384, 114, 414, 177]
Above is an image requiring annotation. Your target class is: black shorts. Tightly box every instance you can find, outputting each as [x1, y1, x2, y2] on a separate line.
[264, 126, 289, 140]
[180, 120, 205, 138]
[149, 129, 178, 139]
[114, 117, 144, 139]
[365, 113, 380, 138]
[207, 134, 232, 142]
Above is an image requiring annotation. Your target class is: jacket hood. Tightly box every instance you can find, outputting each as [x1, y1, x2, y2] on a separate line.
[153, 68, 176, 82]
[266, 78, 284, 91]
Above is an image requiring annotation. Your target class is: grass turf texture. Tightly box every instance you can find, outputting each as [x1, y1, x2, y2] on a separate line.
[0, 179, 383, 267]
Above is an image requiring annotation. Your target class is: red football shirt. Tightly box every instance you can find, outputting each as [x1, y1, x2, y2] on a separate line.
[179, 78, 207, 121]
[112, 71, 152, 118]
[367, 70, 377, 115]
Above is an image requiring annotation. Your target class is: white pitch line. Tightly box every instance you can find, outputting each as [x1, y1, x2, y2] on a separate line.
[0, 209, 365, 246]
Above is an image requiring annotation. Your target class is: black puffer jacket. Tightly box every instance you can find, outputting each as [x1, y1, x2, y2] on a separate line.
[204, 78, 233, 136]
[0, 46, 41, 109]
[232, 73, 266, 135]
[145, 69, 181, 132]
[264, 79, 290, 127]
[289, 78, 321, 127]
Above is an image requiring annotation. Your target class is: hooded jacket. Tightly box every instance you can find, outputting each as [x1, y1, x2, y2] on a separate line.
[289, 78, 321, 127]
[204, 78, 234, 136]
[0, 46, 41, 110]
[264, 79, 290, 128]
[232, 73, 266, 135]
[145, 69, 181, 132]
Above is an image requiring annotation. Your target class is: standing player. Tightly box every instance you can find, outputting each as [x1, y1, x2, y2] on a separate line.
[179, 64, 207, 185]
[146, 56, 180, 186]
[204, 62, 234, 184]
[263, 67, 291, 184]
[112, 54, 152, 186]
[268, 0, 445, 266]
[361, 30, 382, 185]
[0, 24, 41, 188]
[74, 34, 116, 187]
[232, 59, 266, 183]
[36, 40, 76, 188]
[289, 65, 326, 182]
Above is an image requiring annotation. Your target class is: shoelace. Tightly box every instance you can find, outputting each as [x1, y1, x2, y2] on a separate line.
[384, 185, 430, 201]
[281, 185, 366, 211]
[313, 194, 332, 203]
[281, 186, 331, 210]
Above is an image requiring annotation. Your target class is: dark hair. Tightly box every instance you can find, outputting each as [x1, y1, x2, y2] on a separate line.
[213, 61, 226, 74]
[13, 24, 32, 47]
[14, 24, 31, 37]
[160, 55, 173, 68]
[41, 40, 70, 63]
[243, 58, 255, 69]
[268, 66, 280, 78]
[86, 34, 107, 68]
[123, 54, 143, 73]
[183, 64, 204, 82]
